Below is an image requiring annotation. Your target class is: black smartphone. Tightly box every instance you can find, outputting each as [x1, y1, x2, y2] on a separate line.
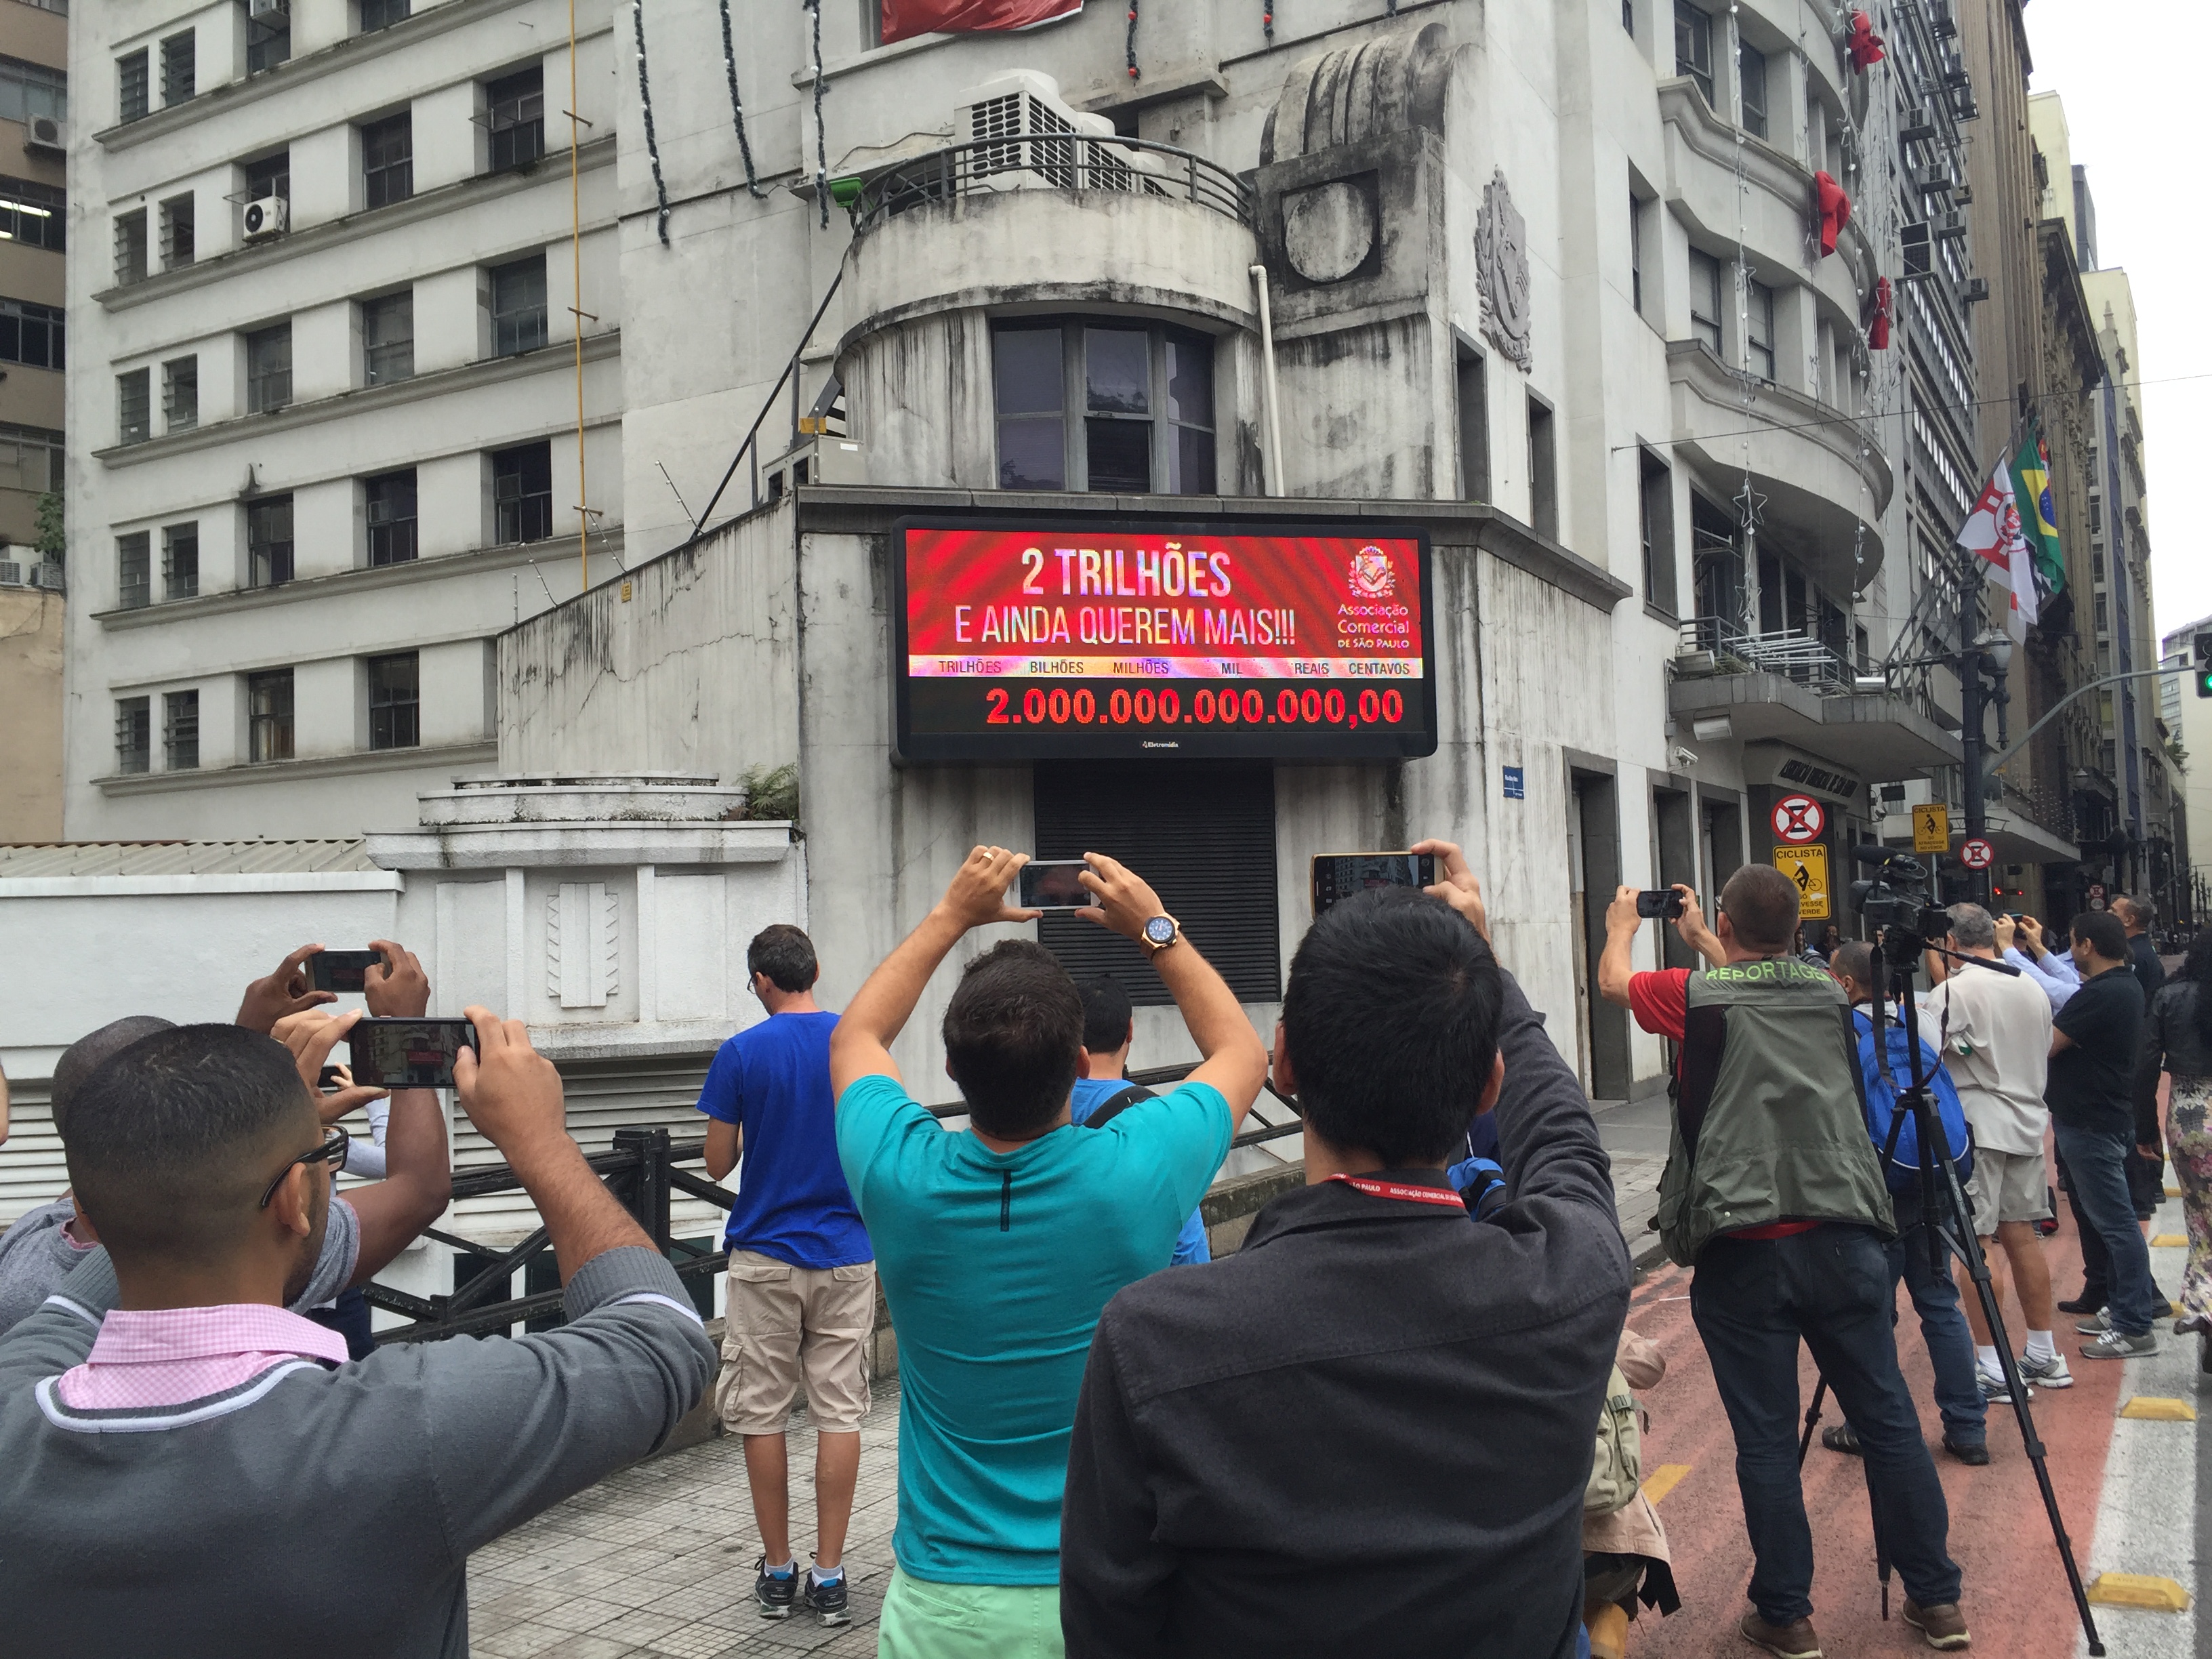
[1311, 853, 1438, 916]
[1017, 859, 1100, 912]
[316, 1063, 346, 1091]
[348, 1018, 477, 1090]
[310, 949, 386, 994]
[1635, 889, 1686, 921]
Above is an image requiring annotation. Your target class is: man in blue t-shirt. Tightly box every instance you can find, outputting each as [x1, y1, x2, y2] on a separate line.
[697, 924, 872, 1629]
[829, 847, 1267, 1658]
[1071, 975, 1210, 1267]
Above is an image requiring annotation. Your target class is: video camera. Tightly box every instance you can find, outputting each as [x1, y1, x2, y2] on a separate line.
[1847, 848, 1950, 956]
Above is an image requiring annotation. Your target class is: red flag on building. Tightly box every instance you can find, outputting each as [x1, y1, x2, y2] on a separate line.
[882, 0, 1084, 46]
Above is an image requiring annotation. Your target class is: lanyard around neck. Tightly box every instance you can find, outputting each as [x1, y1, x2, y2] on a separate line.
[1327, 1173, 1468, 1210]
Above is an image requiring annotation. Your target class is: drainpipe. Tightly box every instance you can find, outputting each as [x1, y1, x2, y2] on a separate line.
[1250, 264, 1285, 497]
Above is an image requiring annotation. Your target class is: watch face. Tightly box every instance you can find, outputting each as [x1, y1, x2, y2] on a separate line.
[1144, 917, 1175, 946]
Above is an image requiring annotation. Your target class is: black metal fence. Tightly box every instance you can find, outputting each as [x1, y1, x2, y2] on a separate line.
[363, 1071, 1303, 1344]
[852, 134, 1254, 232]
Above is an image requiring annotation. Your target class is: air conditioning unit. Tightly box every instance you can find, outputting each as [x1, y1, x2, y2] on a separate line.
[26, 115, 65, 154]
[953, 70, 1172, 197]
[764, 437, 867, 500]
[30, 560, 64, 591]
[1932, 209, 1969, 241]
[249, 0, 289, 16]
[1899, 220, 1933, 279]
[1910, 165, 1952, 197]
[0, 561, 22, 587]
[1961, 276, 1990, 304]
[1899, 108, 1939, 145]
[242, 194, 289, 240]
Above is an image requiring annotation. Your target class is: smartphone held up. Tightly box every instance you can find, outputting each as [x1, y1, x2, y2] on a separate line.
[1310, 852, 1437, 916]
[1017, 858, 1101, 914]
[310, 949, 387, 994]
[347, 1017, 478, 1090]
[1635, 889, 1686, 922]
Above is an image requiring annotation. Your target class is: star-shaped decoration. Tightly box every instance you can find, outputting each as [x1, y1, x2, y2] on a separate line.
[1734, 477, 1767, 532]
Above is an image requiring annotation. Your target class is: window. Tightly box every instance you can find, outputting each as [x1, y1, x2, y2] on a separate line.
[363, 291, 413, 385]
[0, 423, 61, 493]
[1738, 40, 1767, 138]
[247, 5, 291, 73]
[1629, 194, 1643, 314]
[1528, 395, 1558, 541]
[485, 66, 545, 172]
[1035, 760, 1279, 1003]
[117, 368, 151, 445]
[1687, 249, 1722, 353]
[247, 669, 295, 764]
[1746, 277, 1775, 381]
[366, 469, 417, 566]
[244, 151, 291, 203]
[0, 299, 63, 370]
[1623, 0, 1635, 35]
[988, 320, 1217, 495]
[163, 690, 199, 770]
[1674, 2, 1713, 106]
[118, 49, 149, 123]
[493, 442, 553, 543]
[2093, 591, 2108, 633]
[360, 0, 410, 31]
[117, 531, 150, 609]
[1640, 450, 1676, 615]
[0, 57, 64, 124]
[361, 112, 413, 209]
[0, 178, 66, 252]
[488, 254, 548, 357]
[160, 30, 194, 106]
[162, 356, 197, 432]
[246, 323, 291, 413]
[2088, 495, 2102, 535]
[1455, 339, 1488, 501]
[248, 495, 294, 588]
[115, 209, 148, 287]
[368, 652, 420, 750]
[116, 697, 150, 775]
[163, 523, 199, 599]
[160, 194, 194, 270]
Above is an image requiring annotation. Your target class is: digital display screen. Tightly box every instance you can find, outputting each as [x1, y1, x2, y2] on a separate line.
[892, 518, 1437, 762]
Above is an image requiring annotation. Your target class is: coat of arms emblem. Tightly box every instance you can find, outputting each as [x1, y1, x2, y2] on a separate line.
[1349, 547, 1396, 597]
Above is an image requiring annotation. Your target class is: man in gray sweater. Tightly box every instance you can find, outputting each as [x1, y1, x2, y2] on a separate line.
[0, 1009, 716, 1658]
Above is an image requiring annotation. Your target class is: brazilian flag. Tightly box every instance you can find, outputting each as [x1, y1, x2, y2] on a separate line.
[2009, 427, 2067, 609]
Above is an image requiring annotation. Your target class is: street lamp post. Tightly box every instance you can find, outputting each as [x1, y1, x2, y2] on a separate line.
[1953, 566, 2013, 909]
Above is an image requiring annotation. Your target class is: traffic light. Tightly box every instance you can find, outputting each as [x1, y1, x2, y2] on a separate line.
[2196, 632, 2212, 698]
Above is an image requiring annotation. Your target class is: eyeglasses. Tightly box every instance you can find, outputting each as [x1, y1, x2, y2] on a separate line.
[258, 1127, 350, 1210]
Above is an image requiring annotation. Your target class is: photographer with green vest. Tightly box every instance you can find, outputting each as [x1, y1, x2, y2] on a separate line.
[1598, 865, 1969, 1658]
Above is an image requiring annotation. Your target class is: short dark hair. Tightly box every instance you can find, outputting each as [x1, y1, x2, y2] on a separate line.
[1721, 863, 1799, 952]
[2072, 908, 2128, 963]
[66, 1024, 317, 1265]
[1281, 887, 1504, 1167]
[943, 941, 1083, 1138]
[1078, 976, 1134, 1055]
[747, 924, 819, 994]
[2116, 894, 2153, 929]
[1830, 940, 1875, 987]
[51, 1015, 176, 1136]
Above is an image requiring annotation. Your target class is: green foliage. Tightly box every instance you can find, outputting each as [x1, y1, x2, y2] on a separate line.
[741, 762, 799, 823]
[2168, 739, 2188, 776]
[33, 491, 62, 562]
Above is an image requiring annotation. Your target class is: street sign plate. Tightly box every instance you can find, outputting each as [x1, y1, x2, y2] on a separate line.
[1774, 844, 1830, 920]
[1959, 836, 1994, 870]
[1772, 794, 1826, 844]
[1912, 804, 1950, 854]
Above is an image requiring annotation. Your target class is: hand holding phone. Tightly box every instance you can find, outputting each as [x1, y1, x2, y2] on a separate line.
[348, 1017, 480, 1090]
[310, 949, 388, 994]
[1635, 889, 1686, 922]
[1311, 853, 1438, 916]
[1018, 859, 1101, 913]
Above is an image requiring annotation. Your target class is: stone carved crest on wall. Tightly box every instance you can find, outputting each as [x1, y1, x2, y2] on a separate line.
[1475, 167, 1532, 372]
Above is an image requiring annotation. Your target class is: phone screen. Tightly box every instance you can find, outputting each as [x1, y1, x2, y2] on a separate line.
[1017, 859, 1099, 912]
[1635, 890, 1685, 921]
[1310, 853, 1437, 916]
[310, 949, 385, 994]
[349, 1018, 476, 1090]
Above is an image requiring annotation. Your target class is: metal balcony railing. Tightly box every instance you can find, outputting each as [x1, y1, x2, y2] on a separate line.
[1675, 615, 1859, 695]
[851, 134, 1256, 233]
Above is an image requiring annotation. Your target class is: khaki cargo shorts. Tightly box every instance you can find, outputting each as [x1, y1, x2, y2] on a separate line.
[714, 1250, 876, 1436]
[1965, 1147, 2051, 1235]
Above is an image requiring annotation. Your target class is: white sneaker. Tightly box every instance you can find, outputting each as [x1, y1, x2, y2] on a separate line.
[2018, 1351, 2074, 1389]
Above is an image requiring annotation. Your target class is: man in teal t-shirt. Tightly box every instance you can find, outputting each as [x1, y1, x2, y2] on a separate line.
[830, 846, 1267, 1658]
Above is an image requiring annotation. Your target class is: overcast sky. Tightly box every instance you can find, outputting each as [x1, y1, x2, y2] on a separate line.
[2020, 1, 2209, 643]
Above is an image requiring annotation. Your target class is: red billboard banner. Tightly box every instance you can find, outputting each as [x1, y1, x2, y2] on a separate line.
[880, 0, 1084, 46]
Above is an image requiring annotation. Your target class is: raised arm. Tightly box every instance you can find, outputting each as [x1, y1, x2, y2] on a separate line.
[829, 845, 1039, 1098]
[344, 941, 451, 1283]
[1597, 885, 1643, 1008]
[235, 943, 338, 1033]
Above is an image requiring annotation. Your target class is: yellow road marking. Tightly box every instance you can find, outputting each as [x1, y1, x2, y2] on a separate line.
[2085, 1573, 2191, 1612]
[2150, 1234, 2187, 1248]
[1640, 1463, 1690, 1504]
[2118, 1397, 2197, 1422]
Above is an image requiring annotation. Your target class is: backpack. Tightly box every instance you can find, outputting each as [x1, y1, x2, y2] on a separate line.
[1073, 1082, 1153, 1129]
[1584, 1365, 1643, 1516]
[1853, 1008, 1973, 1195]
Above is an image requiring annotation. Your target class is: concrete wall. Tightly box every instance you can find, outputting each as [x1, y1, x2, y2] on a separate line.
[0, 587, 64, 839]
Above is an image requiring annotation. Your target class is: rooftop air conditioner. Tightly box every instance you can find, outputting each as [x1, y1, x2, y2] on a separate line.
[30, 561, 64, 591]
[0, 560, 21, 587]
[242, 194, 288, 240]
[952, 70, 1172, 199]
[25, 115, 65, 154]
[764, 437, 867, 500]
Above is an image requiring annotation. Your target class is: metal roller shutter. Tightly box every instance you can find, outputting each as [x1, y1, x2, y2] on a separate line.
[1033, 760, 1281, 1006]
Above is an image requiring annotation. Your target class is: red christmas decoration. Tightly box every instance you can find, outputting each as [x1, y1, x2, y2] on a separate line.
[1814, 171, 1852, 258]
[880, 0, 1081, 47]
[1846, 9, 1885, 69]
[1866, 276, 1892, 350]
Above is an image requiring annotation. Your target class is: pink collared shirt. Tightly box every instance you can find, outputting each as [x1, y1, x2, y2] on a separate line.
[52, 1303, 349, 1410]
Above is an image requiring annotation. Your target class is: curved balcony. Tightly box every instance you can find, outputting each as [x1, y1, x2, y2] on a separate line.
[838, 136, 1262, 350]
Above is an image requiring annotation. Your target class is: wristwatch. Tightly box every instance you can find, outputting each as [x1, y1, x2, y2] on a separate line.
[1140, 914, 1181, 958]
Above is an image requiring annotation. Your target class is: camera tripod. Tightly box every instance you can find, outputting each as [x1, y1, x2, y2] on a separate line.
[1795, 926, 2104, 1654]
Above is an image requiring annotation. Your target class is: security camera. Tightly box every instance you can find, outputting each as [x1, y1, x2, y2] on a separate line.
[1674, 747, 1698, 769]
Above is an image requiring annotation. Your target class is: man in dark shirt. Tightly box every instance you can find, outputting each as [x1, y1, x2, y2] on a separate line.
[2049, 909, 2158, 1358]
[1059, 847, 1631, 1659]
[2115, 897, 2169, 1219]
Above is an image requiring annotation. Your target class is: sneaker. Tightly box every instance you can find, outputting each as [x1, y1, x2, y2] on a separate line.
[2056, 1294, 2105, 1315]
[2154, 1295, 2175, 1319]
[1974, 1368, 2011, 1401]
[2081, 1329, 2158, 1360]
[804, 1568, 851, 1628]
[1904, 1599, 1971, 1650]
[1820, 1423, 1862, 1456]
[2017, 1351, 2074, 1389]
[1740, 1611, 1823, 1658]
[1942, 1434, 1990, 1466]
[2074, 1309, 2112, 1335]
[754, 1557, 797, 1620]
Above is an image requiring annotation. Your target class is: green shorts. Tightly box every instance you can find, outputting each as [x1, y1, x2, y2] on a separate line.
[878, 1567, 1063, 1659]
